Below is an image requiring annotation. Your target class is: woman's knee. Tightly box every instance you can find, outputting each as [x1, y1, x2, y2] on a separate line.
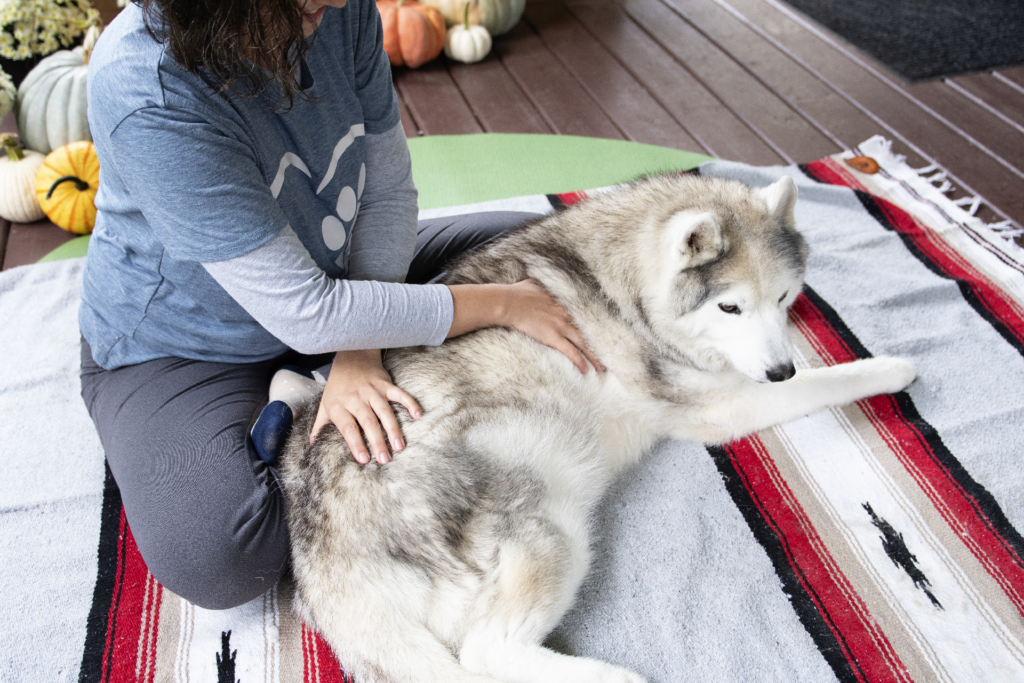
[136, 499, 291, 610]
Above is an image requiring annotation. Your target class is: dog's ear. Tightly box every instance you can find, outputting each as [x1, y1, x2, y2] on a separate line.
[758, 175, 798, 230]
[666, 211, 724, 270]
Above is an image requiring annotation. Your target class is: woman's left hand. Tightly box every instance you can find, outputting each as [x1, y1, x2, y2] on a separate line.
[446, 279, 605, 374]
[309, 348, 422, 465]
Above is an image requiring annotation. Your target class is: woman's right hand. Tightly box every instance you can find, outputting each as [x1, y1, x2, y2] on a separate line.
[310, 348, 422, 465]
[446, 280, 604, 374]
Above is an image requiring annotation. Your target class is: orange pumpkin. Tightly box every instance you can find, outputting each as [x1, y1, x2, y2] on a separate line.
[35, 140, 100, 235]
[377, 0, 446, 69]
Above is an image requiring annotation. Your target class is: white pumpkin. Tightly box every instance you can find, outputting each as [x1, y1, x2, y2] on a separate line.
[0, 134, 46, 223]
[424, 0, 524, 36]
[445, 7, 492, 64]
[15, 25, 100, 155]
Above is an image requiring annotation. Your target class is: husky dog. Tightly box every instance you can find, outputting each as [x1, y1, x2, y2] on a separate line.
[280, 173, 916, 683]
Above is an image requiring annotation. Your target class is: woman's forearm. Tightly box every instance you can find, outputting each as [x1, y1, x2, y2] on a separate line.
[445, 284, 510, 339]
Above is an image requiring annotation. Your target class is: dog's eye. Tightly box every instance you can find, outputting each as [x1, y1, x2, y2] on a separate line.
[778, 291, 789, 304]
[719, 303, 740, 314]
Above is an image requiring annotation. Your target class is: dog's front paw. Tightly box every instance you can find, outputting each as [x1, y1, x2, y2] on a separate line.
[856, 356, 917, 395]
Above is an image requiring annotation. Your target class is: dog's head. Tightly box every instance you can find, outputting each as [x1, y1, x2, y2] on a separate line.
[648, 175, 808, 382]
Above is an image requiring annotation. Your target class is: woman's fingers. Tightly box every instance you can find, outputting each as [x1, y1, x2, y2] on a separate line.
[310, 403, 332, 445]
[508, 280, 603, 374]
[546, 330, 589, 374]
[311, 379, 420, 466]
[561, 322, 605, 373]
[311, 401, 372, 464]
[385, 384, 423, 421]
[351, 400, 391, 465]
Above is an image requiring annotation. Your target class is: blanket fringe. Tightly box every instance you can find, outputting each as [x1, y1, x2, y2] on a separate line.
[913, 161, 1021, 242]
[849, 136, 1023, 254]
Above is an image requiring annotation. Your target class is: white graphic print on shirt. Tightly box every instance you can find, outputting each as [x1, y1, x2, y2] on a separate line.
[270, 124, 367, 269]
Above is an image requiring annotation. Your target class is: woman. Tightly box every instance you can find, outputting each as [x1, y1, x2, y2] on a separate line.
[79, 0, 598, 610]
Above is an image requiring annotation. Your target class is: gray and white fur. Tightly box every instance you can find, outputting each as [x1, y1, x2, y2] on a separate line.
[280, 173, 916, 683]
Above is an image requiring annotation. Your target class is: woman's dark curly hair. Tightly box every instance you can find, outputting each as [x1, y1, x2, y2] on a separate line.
[136, 0, 313, 109]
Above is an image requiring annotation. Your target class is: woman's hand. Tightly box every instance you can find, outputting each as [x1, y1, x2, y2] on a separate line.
[310, 348, 422, 465]
[447, 279, 604, 374]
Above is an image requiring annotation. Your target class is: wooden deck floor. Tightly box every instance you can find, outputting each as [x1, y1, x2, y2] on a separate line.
[3, 0, 1023, 270]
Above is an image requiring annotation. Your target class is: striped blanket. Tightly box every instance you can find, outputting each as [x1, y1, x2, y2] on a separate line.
[2, 137, 1022, 683]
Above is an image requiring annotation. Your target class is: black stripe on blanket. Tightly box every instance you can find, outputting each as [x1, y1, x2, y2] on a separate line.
[707, 444, 862, 683]
[798, 164, 1024, 359]
[78, 463, 124, 683]
[711, 284, 1024, 682]
[853, 189, 1024, 357]
[802, 284, 1024, 571]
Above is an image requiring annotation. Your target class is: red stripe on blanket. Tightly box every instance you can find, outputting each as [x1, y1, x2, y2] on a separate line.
[792, 290, 1024, 618]
[101, 509, 162, 683]
[721, 436, 912, 683]
[302, 624, 351, 683]
[554, 190, 589, 206]
[803, 159, 1024, 351]
[861, 395, 1024, 615]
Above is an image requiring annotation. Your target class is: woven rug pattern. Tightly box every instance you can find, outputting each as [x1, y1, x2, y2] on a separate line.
[2, 138, 1023, 682]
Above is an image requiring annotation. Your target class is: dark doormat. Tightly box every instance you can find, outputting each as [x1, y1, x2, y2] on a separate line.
[778, 0, 1024, 82]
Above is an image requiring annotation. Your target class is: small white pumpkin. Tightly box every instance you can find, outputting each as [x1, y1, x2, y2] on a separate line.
[445, 3, 492, 64]
[15, 25, 100, 155]
[0, 134, 46, 223]
[425, 0, 523, 36]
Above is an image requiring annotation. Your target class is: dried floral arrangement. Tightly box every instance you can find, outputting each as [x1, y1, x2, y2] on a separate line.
[0, 0, 100, 61]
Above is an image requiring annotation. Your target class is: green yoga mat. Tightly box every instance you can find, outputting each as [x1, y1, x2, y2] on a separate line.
[39, 134, 711, 263]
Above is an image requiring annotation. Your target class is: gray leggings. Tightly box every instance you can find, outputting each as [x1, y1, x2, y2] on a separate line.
[79, 212, 536, 609]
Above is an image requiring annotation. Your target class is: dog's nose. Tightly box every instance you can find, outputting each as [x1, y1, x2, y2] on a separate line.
[766, 362, 796, 382]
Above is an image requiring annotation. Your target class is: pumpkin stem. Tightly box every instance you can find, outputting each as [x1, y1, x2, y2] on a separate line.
[47, 175, 90, 200]
[0, 134, 25, 161]
[463, 1, 471, 29]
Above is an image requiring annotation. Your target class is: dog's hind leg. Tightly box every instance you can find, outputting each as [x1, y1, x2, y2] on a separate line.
[460, 630, 646, 683]
[458, 539, 647, 683]
[319, 613, 504, 683]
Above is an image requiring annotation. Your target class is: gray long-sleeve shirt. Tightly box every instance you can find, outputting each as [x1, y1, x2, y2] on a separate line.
[201, 123, 454, 355]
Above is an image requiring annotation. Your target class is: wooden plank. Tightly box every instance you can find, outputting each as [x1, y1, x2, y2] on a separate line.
[495, 21, 625, 139]
[93, 0, 123, 25]
[2, 221, 75, 271]
[566, 0, 783, 163]
[446, 56, 553, 134]
[998, 66, 1024, 90]
[658, 0, 897, 154]
[395, 87, 421, 138]
[721, 0, 1024, 226]
[616, 0, 839, 164]
[951, 72, 1024, 132]
[0, 220, 9, 270]
[392, 62, 484, 136]
[892, 79, 1024, 177]
[524, 2, 702, 151]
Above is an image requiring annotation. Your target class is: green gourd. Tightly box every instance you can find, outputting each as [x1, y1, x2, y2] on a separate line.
[15, 25, 99, 155]
[423, 0, 523, 36]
